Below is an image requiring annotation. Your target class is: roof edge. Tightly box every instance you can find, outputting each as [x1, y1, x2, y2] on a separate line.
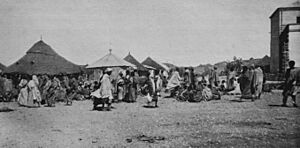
[270, 7, 300, 18]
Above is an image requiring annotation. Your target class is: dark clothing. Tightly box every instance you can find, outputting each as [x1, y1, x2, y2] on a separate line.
[282, 67, 297, 106]
[283, 68, 295, 94]
[190, 72, 196, 90]
[238, 71, 253, 98]
[127, 76, 137, 102]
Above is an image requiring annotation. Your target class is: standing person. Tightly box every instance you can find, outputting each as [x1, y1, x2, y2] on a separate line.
[46, 76, 60, 107]
[238, 66, 253, 100]
[27, 75, 42, 107]
[123, 70, 130, 102]
[62, 75, 72, 105]
[209, 66, 219, 87]
[0, 74, 5, 98]
[143, 71, 161, 107]
[253, 66, 264, 99]
[152, 70, 163, 107]
[2, 74, 13, 102]
[134, 70, 141, 95]
[17, 75, 29, 106]
[183, 68, 191, 91]
[183, 68, 190, 84]
[226, 68, 236, 91]
[37, 75, 44, 93]
[282, 61, 297, 107]
[96, 68, 114, 111]
[162, 70, 169, 88]
[190, 67, 196, 90]
[248, 64, 256, 99]
[116, 72, 125, 102]
[42, 75, 52, 105]
[127, 71, 138, 103]
[285, 67, 300, 107]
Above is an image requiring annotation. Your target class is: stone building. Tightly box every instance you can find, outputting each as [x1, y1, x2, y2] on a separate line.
[270, 7, 300, 74]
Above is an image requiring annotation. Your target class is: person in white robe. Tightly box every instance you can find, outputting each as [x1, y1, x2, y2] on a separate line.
[17, 77, 28, 106]
[93, 68, 114, 110]
[27, 75, 42, 107]
[254, 67, 264, 99]
[167, 68, 182, 90]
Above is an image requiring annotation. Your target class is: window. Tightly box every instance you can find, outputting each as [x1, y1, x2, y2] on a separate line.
[297, 17, 300, 24]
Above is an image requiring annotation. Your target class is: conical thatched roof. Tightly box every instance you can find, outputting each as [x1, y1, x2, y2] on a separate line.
[0, 62, 6, 72]
[5, 40, 83, 75]
[87, 49, 133, 69]
[123, 52, 147, 71]
[0, 62, 6, 69]
[142, 57, 168, 71]
[163, 62, 177, 69]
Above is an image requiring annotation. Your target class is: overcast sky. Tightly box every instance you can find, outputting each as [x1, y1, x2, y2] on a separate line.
[0, 0, 299, 67]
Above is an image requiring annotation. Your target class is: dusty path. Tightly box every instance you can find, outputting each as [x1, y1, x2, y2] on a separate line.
[0, 92, 300, 148]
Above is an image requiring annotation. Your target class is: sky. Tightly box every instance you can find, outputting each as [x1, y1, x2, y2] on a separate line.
[0, 0, 299, 67]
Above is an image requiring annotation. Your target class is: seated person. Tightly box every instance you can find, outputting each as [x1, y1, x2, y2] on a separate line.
[219, 80, 227, 91]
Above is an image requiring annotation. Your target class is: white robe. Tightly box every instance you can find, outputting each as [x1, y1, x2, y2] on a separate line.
[167, 71, 182, 90]
[17, 79, 28, 106]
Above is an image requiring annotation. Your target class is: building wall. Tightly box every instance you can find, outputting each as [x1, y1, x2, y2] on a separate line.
[270, 11, 280, 73]
[281, 10, 300, 26]
[270, 8, 300, 73]
[279, 26, 289, 73]
[289, 28, 300, 67]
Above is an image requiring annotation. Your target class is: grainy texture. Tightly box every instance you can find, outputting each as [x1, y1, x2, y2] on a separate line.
[0, 92, 299, 148]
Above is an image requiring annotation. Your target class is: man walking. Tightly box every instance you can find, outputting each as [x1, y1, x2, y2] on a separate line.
[282, 61, 298, 107]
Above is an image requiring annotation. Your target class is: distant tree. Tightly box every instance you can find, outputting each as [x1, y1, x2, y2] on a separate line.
[225, 56, 243, 75]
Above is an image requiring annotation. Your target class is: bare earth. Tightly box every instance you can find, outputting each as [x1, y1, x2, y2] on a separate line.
[1, 92, 300, 148]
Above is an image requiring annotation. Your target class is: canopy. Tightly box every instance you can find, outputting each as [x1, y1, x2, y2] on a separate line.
[123, 52, 147, 71]
[5, 40, 83, 75]
[87, 49, 133, 69]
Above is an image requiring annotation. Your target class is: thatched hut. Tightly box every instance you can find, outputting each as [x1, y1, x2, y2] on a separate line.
[5, 40, 83, 75]
[87, 49, 133, 80]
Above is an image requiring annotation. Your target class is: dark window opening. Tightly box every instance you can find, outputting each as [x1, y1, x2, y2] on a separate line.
[297, 17, 300, 24]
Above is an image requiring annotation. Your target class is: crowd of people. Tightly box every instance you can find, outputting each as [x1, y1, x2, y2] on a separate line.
[1, 61, 299, 110]
[0, 73, 92, 107]
[91, 68, 164, 110]
[165, 65, 264, 102]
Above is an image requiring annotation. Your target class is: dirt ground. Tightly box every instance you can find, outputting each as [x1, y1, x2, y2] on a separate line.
[0, 91, 300, 148]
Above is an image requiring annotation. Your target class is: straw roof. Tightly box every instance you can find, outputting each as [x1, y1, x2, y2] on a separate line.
[5, 40, 83, 75]
[142, 57, 168, 71]
[163, 62, 177, 69]
[87, 49, 133, 69]
[0, 62, 6, 71]
[123, 52, 147, 71]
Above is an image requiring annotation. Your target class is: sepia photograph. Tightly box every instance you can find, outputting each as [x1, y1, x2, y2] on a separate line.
[0, 0, 300, 147]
